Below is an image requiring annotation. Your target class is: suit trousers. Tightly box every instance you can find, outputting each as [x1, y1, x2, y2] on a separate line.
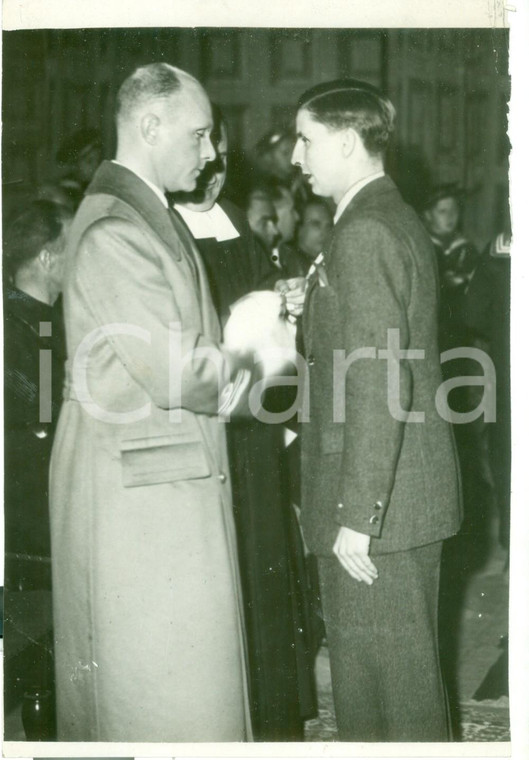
[318, 540, 450, 742]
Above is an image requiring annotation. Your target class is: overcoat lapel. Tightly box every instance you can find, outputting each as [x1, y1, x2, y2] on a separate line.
[167, 207, 221, 341]
[87, 161, 182, 260]
[86, 161, 221, 342]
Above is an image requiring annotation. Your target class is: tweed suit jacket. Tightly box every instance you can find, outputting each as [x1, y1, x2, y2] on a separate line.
[300, 175, 463, 557]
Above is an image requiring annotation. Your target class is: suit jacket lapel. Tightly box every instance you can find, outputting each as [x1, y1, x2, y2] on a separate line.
[302, 265, 322, 356]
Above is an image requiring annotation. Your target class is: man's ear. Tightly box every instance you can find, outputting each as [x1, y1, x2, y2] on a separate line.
[38, 248, 52, 271]
[342, 127, 358, 159]
[141, 113, 160, 145]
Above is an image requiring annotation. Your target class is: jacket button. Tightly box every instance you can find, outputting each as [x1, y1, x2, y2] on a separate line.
[337, 502, 344, 509]
[369, 515, 379, 525]
[308, 355, 315, 366]
[374, 501, 383, 510]
[218, 472, 227, 483]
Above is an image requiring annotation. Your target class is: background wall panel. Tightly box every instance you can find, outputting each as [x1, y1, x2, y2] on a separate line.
[2, 27, 510, 248]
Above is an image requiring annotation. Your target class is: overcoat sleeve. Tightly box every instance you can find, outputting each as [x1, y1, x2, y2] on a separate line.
[72, 216, 232, 414]
[332, 215, 413, 538]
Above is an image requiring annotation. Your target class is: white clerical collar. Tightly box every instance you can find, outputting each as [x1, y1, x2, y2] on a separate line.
[112, 160, 168, 208]
[173, 202, 240, 242]
[334, 171, 385, 224]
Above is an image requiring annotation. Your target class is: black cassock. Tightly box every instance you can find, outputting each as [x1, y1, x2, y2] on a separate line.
[174, 198, 318, 740]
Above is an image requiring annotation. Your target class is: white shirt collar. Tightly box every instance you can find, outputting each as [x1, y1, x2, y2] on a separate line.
[333, 171, 385, 224]
[173, 203, 240, 242]
[112, 160, 168, 208]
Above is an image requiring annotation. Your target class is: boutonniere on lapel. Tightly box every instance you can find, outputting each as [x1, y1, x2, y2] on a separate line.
[307, 252, 329, 288]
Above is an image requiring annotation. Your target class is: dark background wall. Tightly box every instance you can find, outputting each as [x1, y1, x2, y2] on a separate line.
[2, 27, 509, 249]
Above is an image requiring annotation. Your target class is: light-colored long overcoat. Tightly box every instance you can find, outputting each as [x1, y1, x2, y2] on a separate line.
[49, 161, 251, 742]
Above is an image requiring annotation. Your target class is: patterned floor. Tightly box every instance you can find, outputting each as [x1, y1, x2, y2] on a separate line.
[304, 536, 510, 744]
[304, 649, 511, 742]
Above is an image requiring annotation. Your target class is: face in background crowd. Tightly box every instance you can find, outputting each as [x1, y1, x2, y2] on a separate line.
[246, 193, 280, 253]
[4, 200, 73, 306]
[272, 186, 299, 244]
[297, 200, 333, 260]
[423, 196, 461, 239]
[57, 129, 102, 188]
[269, 135, 296, 181]
[256, 132, 296, 182]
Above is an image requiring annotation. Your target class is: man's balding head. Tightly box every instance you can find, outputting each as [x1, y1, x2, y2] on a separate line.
[116, 63, 195, 126]
[114, 63, 215, 194]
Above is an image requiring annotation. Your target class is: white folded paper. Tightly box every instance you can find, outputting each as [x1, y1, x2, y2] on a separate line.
[218, 368, 252, 418]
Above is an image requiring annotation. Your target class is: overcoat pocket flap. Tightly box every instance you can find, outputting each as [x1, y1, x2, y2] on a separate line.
[120, 434, 211, 488]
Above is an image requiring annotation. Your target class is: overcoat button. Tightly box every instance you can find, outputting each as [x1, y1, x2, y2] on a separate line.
[374, 501, 383, 510]
[369, 515, 379, 525]
[337, 502, 344, 509]
[308, 355, 315, 366]
[218, 472, 227, 483]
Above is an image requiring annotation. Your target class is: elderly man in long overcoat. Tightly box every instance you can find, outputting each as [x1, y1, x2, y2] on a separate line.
[49, 64, 252, 742]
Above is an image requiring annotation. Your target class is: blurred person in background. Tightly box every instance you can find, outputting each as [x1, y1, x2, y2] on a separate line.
[254, 129, 296, 185]
[460, 214, 511, 555]
[423, 185, 492, 576]
[245, 186, 281, 256]
[421, 184, 480, 353]
[438, 209, 511, 726]
[3, 199, 72, 736]
[36, 183, 75, 212]
[270, 181, 299, 247]
[171, 106, 277, 314]
[267, 181, 305, 277]
[56, 128, 102, 210]
[245, 183, 305, 278]
[295, 196, 333, 272]
[254, 128, 310, 208]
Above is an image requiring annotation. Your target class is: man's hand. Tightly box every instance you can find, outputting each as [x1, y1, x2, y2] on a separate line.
[274, 277, 306, 318]
[333, 526, 378, 585]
